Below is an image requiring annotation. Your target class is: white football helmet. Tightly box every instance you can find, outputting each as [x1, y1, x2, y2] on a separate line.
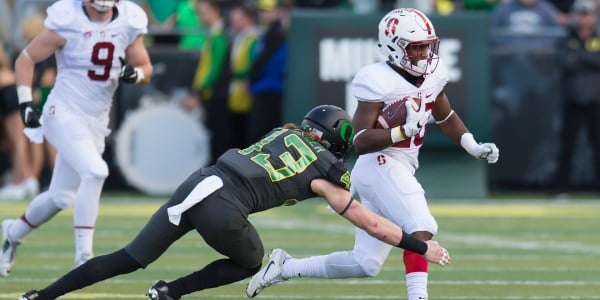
[87, 0, 119, 13]
[378, 8, 440, 76]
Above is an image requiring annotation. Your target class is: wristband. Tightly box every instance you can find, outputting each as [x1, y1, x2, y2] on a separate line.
[352, 129, 367, 144]
[397, 231, 428, 255]
[22, 49, 34, 63]
[435, 109, 454, 124]
[134, 67, 145, 84]
[17, 86, 33, 104]
[460, 132, 478, 154]
[390, 126, 406, 143]
[338, 197, 354, 216]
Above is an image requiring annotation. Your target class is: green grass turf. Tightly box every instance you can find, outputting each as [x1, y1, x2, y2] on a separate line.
[1, 194, 599, 299]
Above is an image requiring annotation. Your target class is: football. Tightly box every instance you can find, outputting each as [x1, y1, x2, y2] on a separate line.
[376, 98, 419, 129]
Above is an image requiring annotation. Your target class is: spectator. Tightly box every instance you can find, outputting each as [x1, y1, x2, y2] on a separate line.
[0, 41, 39, 201]
[0, 0, 13, 47]
[176, 0, 206, 50]
[394, 0, 435, 14]
[0, 0, 153, 277]
[547, 0, 577, 25]
[296, 0, 344, 7]
[552, 0, 600, 195]
[228, 4, 259, 148]
[141, 0, 188, 45]
[182, 0, 231, 163]
[490, 0, 563, 50]
[463, 0, 502, 11]
[248, 0, 291, 143]
[596, 0, 600, 31]
[490, 0, 565, 136]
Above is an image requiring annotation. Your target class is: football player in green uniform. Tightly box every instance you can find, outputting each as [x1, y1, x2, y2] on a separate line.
[19, 105, 450, 300]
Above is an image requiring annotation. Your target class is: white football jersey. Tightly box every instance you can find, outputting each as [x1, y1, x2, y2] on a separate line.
[44, 0, 147, 117]
[351, 58, 449, 169]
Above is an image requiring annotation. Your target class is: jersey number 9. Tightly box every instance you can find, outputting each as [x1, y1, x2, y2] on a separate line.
[88, 42, 115, 81]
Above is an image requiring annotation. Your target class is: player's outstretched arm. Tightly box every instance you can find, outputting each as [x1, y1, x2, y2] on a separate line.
[433, 91, 500, 164]
[311, 179, 451, 266]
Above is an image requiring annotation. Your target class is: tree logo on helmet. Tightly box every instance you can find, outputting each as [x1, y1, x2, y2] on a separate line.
[385, 18, 399, 38]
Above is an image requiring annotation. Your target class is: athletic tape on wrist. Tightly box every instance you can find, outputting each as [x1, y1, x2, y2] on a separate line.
[460, 132, 479, 154]
[390, 126, 405, 143]
[17, 86, 33, 104]
[134, 67, 144, 84]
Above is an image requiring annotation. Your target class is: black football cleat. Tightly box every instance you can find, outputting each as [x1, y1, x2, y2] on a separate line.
[147, 280, 179, 300]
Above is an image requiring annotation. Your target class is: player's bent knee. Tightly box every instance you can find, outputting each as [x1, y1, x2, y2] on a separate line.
[239, 251, 264, 269]
[80, 160, 109, 180]
[52, 190, 76, 209]
[359, 257, 384, 277]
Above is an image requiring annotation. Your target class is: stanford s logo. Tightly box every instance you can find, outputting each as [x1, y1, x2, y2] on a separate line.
[385, 18, 399, 37]
[377, 155, 386, 165]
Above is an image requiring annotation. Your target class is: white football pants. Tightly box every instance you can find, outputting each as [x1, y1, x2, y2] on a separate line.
[35, 101, 109, 256]
[327, 151, 437, 277]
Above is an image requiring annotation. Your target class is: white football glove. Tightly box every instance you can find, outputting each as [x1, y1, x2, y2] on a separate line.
[460, 133, 500, 164]
[401, 100, 428, 138]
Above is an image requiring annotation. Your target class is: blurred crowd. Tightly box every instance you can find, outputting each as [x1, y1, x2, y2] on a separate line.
[0, 0, 599, 198]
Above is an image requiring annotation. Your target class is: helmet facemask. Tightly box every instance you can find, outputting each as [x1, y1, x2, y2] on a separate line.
[398, 39, 440, 76]
[88, 0, 119, 13]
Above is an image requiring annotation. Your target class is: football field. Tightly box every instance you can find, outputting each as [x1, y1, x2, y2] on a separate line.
[1, 194, 599, 299]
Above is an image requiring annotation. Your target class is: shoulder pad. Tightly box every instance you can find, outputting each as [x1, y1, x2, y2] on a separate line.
[431, 56, 450, 84]
[44, 0, 78, 30]
[351, 63, 395, 101]
[120, 1, 148, 32]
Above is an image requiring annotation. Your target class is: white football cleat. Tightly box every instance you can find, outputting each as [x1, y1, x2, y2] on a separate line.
[246, 248, 291, 298]
[0, 219, 19, 277]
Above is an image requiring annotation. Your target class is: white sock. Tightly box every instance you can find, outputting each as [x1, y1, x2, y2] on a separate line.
[281, 255, 329, 278]
[406, 272, 428, 300]
[10, 192, 60, 242]
[72, 176, 104, 255]
[73, 177, 104, 227]
[74, 227, 94, 255]
[7, 220, 30, 244]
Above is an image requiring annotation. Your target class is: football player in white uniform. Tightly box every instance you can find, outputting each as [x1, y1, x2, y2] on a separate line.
[0, 0, 153, 277]
[247, 8, 499, 300]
